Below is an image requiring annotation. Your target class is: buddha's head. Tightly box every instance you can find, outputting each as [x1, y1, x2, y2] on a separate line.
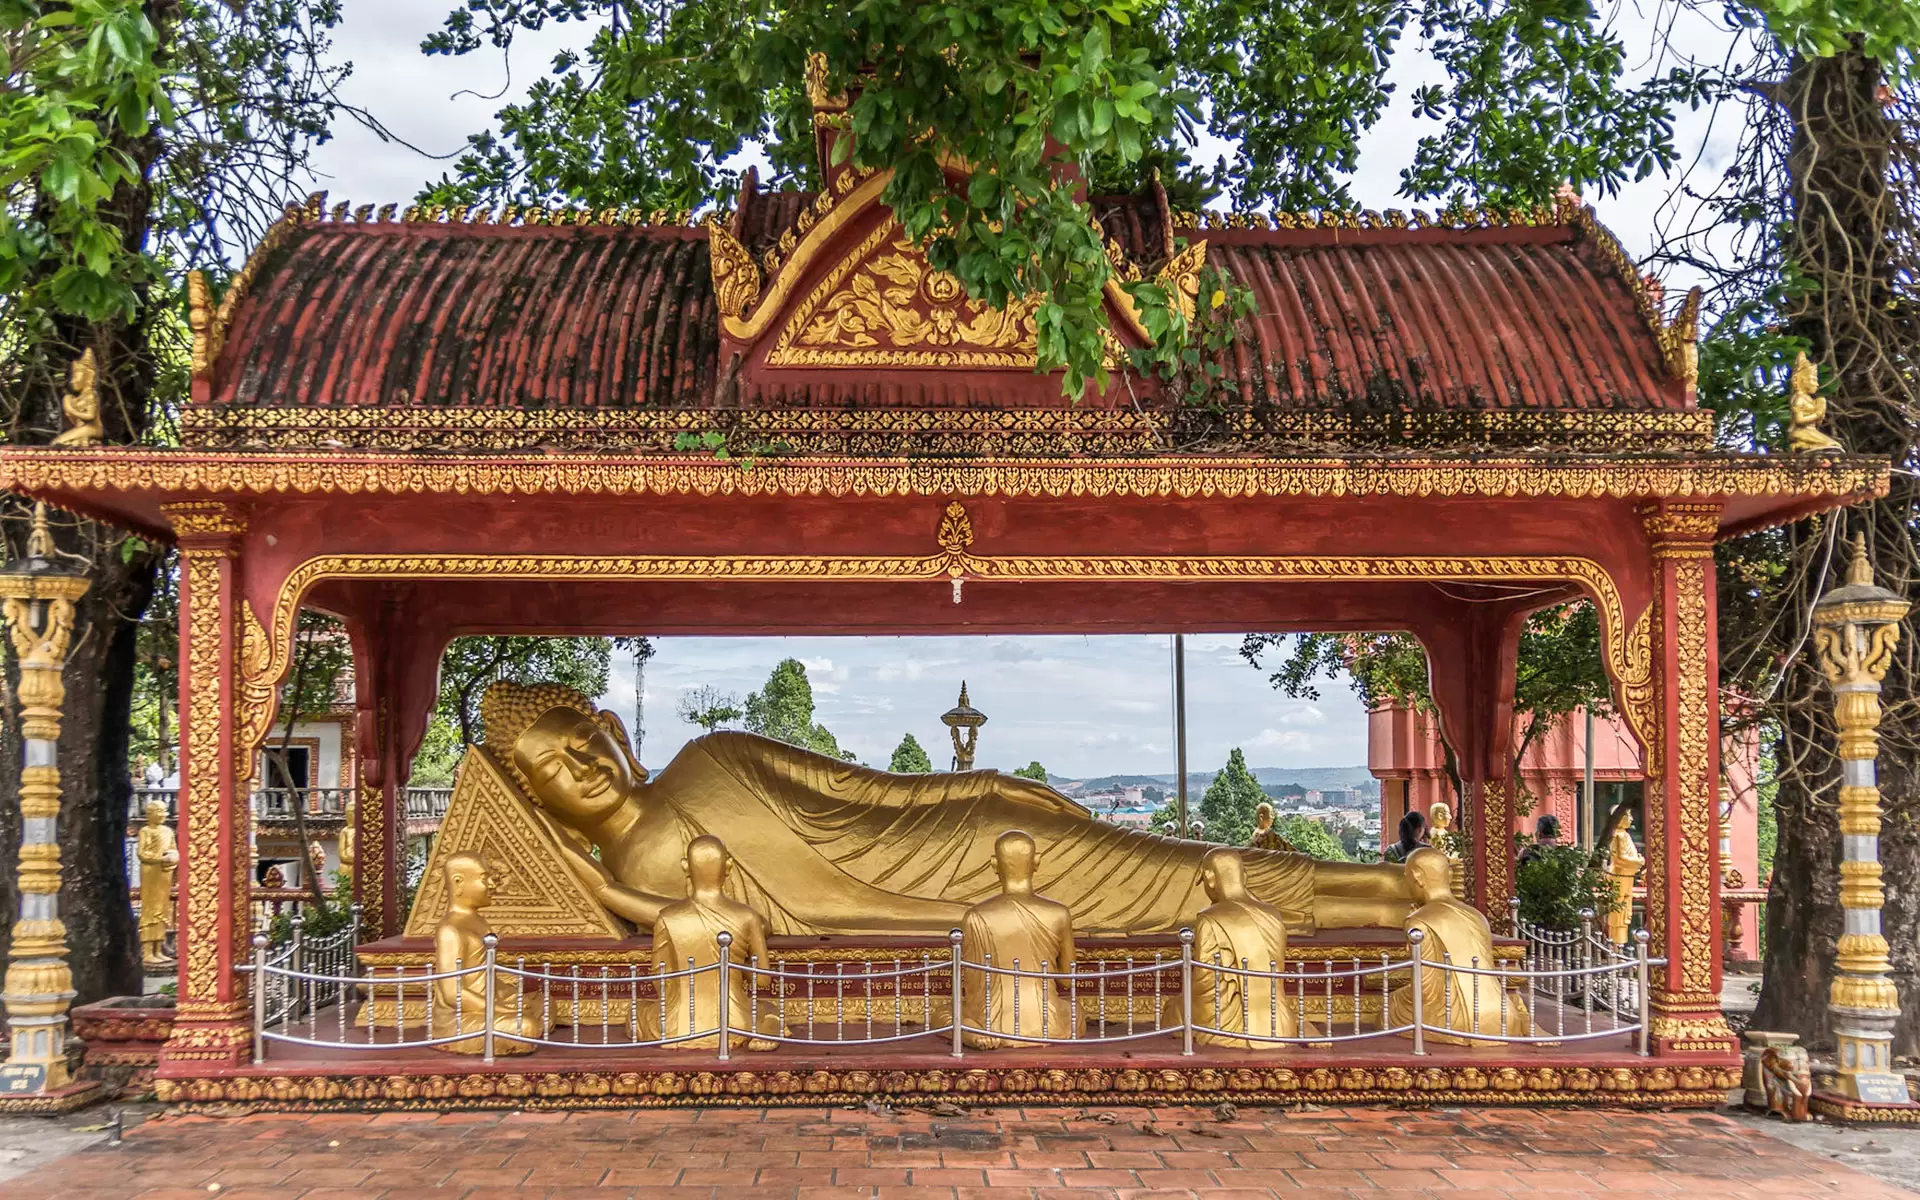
[144, 798, 167, 825]
[1404, 847, 1452, 904]
[446, 851, 496, 911]
[1254, 802, 1274, 832]
[993, 829, 1037, 893]
[513, 706, 640, 826]
[1199, 847, 1248, 903]
[682, 834, 730, 893]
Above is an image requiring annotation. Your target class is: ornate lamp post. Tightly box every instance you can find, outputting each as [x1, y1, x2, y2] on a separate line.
[0, 503, 96, 1108]
[1813, 532, 1912, 1105]
[941, 682, 987, 771]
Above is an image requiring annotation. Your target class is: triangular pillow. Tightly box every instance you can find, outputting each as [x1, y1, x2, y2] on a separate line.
[403, 746, 626, 939]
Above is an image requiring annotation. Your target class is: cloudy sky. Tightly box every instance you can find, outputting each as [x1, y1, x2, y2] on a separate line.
[299, 1, 1750, 778]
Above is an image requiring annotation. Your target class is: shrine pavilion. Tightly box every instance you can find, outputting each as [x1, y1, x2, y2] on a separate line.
[0, 85, 1891, 1110]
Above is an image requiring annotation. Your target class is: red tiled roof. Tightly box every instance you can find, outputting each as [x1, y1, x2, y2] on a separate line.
[199, 199, 1689, 415]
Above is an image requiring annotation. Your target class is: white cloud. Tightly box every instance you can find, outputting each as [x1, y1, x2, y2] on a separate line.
[1249, 729, 1316, 755]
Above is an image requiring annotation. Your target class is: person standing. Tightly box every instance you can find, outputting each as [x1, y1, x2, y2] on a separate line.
[1381, 810, 1430, 864]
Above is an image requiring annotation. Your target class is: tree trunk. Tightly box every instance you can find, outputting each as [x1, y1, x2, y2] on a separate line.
[1752, 46, 1920, 1054]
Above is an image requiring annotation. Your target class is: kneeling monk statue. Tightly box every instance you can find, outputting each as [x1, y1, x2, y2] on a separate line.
[431, 852, 545, 1054]
[1388, 848, 1529, 1044]
[650, 834, 782, 1051]
[487, 681, 1411, 937]
[1180, 847, 1307, 1045]
[961, 830, 1077, 1047]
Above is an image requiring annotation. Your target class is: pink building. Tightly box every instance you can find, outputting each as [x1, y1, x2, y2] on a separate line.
[1368, 702, 1762, 961]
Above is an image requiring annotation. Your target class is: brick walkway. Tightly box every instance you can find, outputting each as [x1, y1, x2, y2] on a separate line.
[0, 1103, 1909, 1199]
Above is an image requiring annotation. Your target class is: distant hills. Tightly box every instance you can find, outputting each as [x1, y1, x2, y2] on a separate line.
[1053, 766, 1377, 795]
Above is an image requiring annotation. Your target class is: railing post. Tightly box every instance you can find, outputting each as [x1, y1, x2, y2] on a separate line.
[349, 903, 362, 949]
[1634, 929, 1651, 1056]
[1408, 928, 1426, 1056]
[948, 929, 965, 1059]
[1178, 928, 1195, 1056]
[250, 933, 269, 1065]
[716, 931, 733, 1063]
[1507, 896, 1522, 941]
[482, 933, 498, 1064]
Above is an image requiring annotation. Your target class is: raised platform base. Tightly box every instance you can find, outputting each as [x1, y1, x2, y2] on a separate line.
[1811, 1088, 1920, 1124]
[154, 1036, 1739, 1113]
[0, 1078, 105, 1115]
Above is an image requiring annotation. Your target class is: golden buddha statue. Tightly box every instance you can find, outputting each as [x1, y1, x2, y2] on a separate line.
[648, 835, 782, 1051]
[337, 796, 357, 885]
[135, 799, 178, 967]
[1248, 802, 1295, 852]
[1427, 800, 1467, 896]
[491, 681, 1411, 937]
[1389, 848, 1529, 1044]
[1181, 847, 1306, 1045]
[430, 852, 543, 1054]
[1606, 825, 1644, 945]
[960, 830, 1076, 1047]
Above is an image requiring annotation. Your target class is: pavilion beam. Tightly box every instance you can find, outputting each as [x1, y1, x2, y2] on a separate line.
[157, 501, 254, 1070]
[1638, 502, 1736, 1055]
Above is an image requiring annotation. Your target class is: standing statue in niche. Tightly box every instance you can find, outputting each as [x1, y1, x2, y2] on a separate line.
[960, 830, 1077, 1047]
[648, 835, 783, 1051]
[430, 852, 543, 1054]
[135, 799, 178, 967]
[1606, 825, 1644, 945]
[1180, 848, 1308, 1044]
[337, 796, 357, 887]
[490, 681, 1413, 938]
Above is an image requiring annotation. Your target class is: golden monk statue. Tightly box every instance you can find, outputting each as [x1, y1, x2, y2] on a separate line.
[1389, 848, 1528, 1044]
[1248, 802, 1295, 852]
[649, 835, 782, 1051]
[1606, 825, 1644, 945]
[491, 681, 1410, 937]
[1181, 848, 1305, 1045]
[136, 799, 178, 967]
[960, 830, 1076, 1047]
[430, 852, 543, 1054]
[337, 796, 357, 885]
[1428, 800, 1467, 896]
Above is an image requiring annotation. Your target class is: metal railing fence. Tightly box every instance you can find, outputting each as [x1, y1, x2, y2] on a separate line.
[238, 926, 1658, 1065]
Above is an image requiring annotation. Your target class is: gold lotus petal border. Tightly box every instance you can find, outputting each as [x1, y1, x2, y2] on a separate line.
[152, 1061, 1740, 1112]
[0, 450, 1886, 510]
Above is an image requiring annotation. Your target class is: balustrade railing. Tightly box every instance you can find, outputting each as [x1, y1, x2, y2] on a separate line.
[130, 786, 454, 825]
[238, 926, 1658, 1066]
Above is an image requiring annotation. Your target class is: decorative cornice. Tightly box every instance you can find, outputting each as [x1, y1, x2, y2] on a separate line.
[159, 499, 247, 540]
[6, 451, 1885, 525]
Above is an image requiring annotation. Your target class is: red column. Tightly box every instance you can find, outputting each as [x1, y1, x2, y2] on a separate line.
[346, 590, 443, 939]
[158, 501, 253, 1071]
[1639, 502, 1736, 1055]
[1420, 602, 1525, 921]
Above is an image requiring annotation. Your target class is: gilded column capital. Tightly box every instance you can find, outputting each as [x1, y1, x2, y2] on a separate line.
[161, 500, 247, 548]
[1637, 501, 1721, 556]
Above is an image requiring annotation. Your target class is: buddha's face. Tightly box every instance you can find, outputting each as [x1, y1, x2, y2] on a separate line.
[515, 709, 636, 825]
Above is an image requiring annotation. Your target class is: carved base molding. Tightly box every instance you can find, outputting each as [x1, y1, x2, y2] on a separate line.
[1810, 1088, 1920, 1124]
[153, 1060, 1739, 1112]
[0, 1078, 103, 1115]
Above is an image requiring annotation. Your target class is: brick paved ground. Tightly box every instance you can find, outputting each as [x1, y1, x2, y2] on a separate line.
[0, 1103, 1911, 1199]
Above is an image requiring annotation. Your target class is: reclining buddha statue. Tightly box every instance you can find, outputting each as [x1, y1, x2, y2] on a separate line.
[480, 681, 1412, 938]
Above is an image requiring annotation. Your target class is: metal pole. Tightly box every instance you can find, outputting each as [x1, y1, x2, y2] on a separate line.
[948, 930, 965, 1059]
[1178, 928, 1195, 1056]
[1634, 929, 1650, 1056]
[1173, 634, 1189, 837]
[1583, 706, 1596, 852]
[482, 933, 498, 1064]
[716, 931, 732, 1062]
[1408, 928, 1426, 1056]
[251, 933, 269, 1065]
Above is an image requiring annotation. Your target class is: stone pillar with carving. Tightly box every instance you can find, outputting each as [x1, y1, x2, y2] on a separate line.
[1638, 502, 1735, 1054]
[1812, 533, 1911, 1104]
[0, 504, 96, 1107]
[157, 501, 255, 1071]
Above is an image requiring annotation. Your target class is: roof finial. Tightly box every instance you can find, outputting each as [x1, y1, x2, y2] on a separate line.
[1847, 530, 1874, 588]
[957, 680, 969, 708]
